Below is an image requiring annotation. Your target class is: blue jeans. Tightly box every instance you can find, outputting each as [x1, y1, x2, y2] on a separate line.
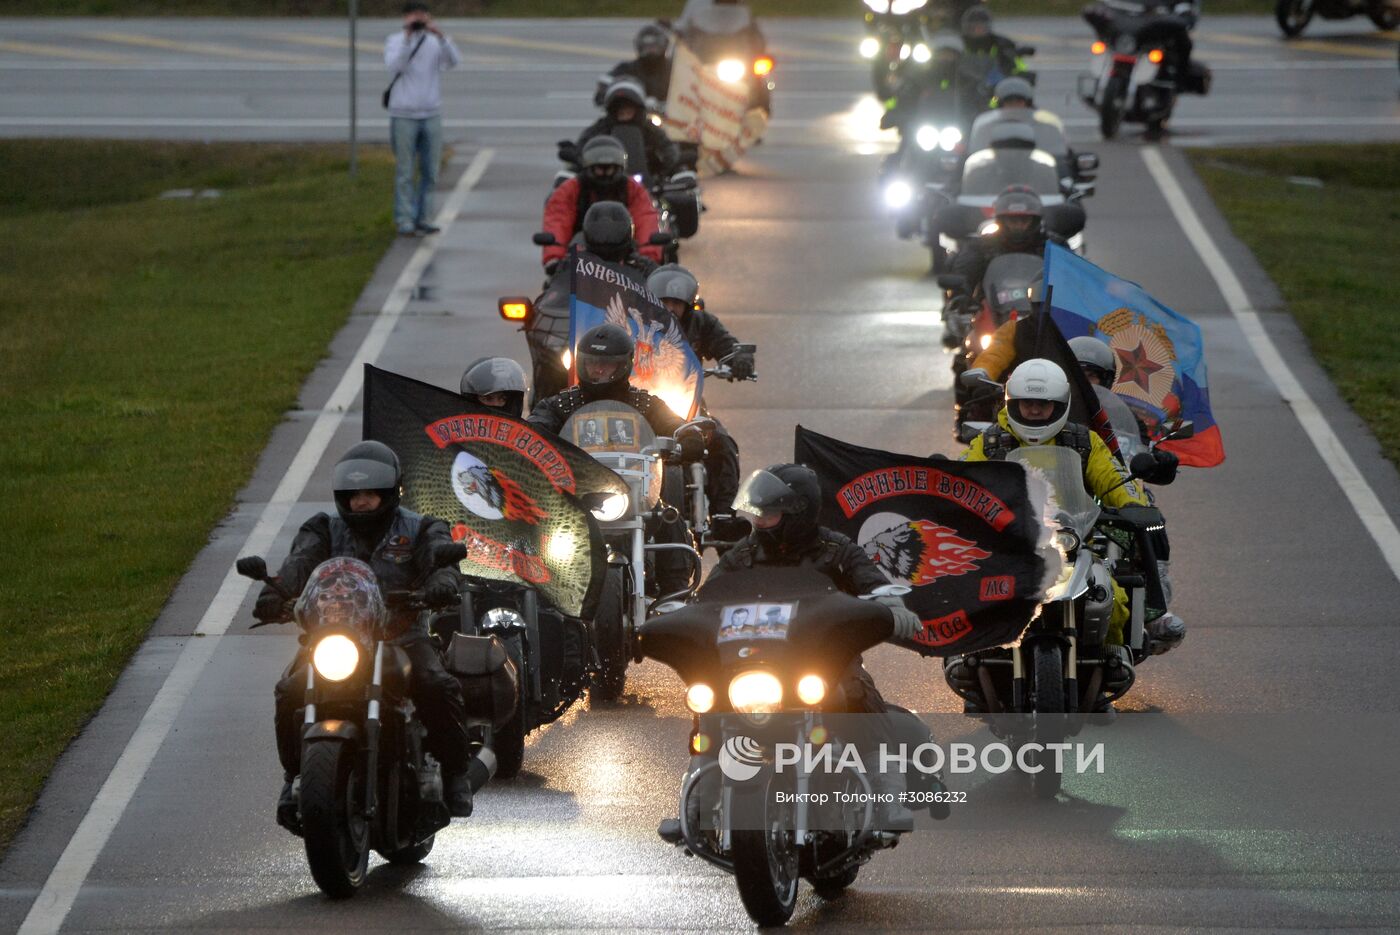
[390, 114, 442, 230]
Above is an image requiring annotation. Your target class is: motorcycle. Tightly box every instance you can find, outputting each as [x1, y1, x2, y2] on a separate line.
[642, 565, 942, 926]
[668, 6, 774, 113]
[560, 400, 707, 698]
[1275, 0, 1399, 36]
[965, 108, 1100, 190]
[859, 0, 935, 99]
[941, 426, 1190, 797]
[1079, 1, 1211, 139]
[236, 546, 515, 897]
[551, 138, 699, 256]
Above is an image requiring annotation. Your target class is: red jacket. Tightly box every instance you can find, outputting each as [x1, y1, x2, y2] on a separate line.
[541, 177, 663, 265]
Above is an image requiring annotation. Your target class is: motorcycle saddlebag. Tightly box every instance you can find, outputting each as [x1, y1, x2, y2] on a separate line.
[670, 188, 701, 238]
[444, 633, 520, 730]
[1184, 61, 1211, 96]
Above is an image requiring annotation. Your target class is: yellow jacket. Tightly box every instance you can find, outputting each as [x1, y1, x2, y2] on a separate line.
[971, 317, 1019, 380]
[961, 409, 1148, 509]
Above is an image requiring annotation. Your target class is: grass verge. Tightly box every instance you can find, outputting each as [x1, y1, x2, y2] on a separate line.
[1189, 143, 1400, 465]
[0, 140, 396, 851]
[1, 0, 1276, 17]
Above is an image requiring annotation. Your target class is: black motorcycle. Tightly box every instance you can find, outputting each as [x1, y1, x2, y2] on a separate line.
[643, 566, 942, 927]
[1079, 1, 1211, 138]
[238, 546, 516, 897]
[1276, 0, 1399, 36]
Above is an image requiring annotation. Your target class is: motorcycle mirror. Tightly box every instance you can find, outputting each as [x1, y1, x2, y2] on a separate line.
[732, 343, 756, 355]
[1072, 180, 1097, 199]
[235, 556, 268, 581]
[956, 422, 988, 444]
[958, 369, 986, 388]
[1165, 419, 1194, 441]
[498, 295, 535, 323]
[531, 232, 559, 247]
[556, 140, 579, 164]
[433, 543, 468, 568]
[647, 232, 675, 246]
[1077, 152, 1100, 172]
[1129, 451, 1157, 479]
[937, 274, 967, 291]
[1017, 44, 1037, 56]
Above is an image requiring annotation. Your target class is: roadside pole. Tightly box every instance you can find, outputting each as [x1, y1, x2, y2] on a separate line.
[349, 0, 358, 177]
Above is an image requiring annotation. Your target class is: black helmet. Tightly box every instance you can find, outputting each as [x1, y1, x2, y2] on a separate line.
[994, 76, 1034, 108]
[460, 356, 528, 418]
[575, 323, 635, 395]
[332, 440, 401, 538]
[961, 5, 993, 40]
[635, 23, 668, 58]
[993, 184, 1044, 250]
[603, 78, 646, 118]
[581, 201, 635, 262]
[580, 135, 628, 191]
[733, 463, 822, 554]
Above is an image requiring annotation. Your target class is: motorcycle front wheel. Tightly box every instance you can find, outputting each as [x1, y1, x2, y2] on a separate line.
[1275, 0, 1314, 37]
[494, 633, 528, 779]
[1368, 4, 1399, 29]
[732, 816, 800, 925]
[300, 740, 370, 898]
[588, 566, 629, 702]
[1029, 642, 1066, 799]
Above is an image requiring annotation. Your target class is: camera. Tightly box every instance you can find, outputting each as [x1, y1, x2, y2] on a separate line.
[408, 19, 427, 31]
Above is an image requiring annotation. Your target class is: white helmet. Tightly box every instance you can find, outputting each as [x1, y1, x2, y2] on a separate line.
[1005, 358, 1071, 444]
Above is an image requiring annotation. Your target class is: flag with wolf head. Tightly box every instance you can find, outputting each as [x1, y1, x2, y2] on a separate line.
[795, 426, 1059, 656]
[363, 364, 627, 618]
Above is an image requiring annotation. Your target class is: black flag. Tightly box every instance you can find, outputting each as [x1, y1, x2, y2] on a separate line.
[363, 365, 627, 618]
[795, 426, 1055, 656]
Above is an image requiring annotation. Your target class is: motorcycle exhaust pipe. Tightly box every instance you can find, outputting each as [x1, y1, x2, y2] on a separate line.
[466, 747, 497, 793]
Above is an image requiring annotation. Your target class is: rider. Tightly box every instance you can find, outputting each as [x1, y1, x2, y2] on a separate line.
[542, 135, 662, 274]
[460, 356, 529, 419]
[527, 323, 705, 595]
[571, 201, 662, 279]
[880, 32, 984, 159]
[708, 463, 929, 828]
[594, 24, 672, 106]
[258, 441, 475, 824]
[579, 78, 679, 182]
[646, 265, 750, 538]
[959, 5, 1027, 89]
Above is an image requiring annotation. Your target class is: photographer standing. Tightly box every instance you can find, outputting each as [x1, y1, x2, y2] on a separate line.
[384, 2, 460, 236]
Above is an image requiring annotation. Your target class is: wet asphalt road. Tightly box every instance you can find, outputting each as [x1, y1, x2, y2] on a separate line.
[2, 14, 1400, 933]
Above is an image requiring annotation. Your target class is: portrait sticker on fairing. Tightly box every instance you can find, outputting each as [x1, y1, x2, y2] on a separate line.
[719, 602, 795, 642]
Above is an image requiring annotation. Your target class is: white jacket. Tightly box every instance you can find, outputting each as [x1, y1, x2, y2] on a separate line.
[384, 30, 461, 119]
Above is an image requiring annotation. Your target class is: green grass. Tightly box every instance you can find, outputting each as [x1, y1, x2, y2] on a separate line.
[0, 140, 396, 850]
[1190, 144, 1400, 465]
[0, 0, 1275, 16]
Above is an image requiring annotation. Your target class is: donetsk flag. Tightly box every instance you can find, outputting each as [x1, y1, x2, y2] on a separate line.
[1044, 243, 1225, 467]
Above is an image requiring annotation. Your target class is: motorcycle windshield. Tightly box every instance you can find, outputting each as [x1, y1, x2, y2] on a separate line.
[609, 124, 652, 186]
[959, 147, 1062, 202]
[968, 111, 1070, 158]
[982, 253, 1043, 318]
[1096, 385, 1147, 461]
[293, 557, 387, 638]
[640, 566, 892, 690]
[1006, 446, 1101, 536]
[562, 400, 662, 508]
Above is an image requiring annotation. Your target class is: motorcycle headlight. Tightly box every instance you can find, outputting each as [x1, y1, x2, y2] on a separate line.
[883, 179, 914, 209]
[898, 43, 911, 61]
[796, 674, 826, 706]
[716, 58, 746, 83]
[859, 36, 880, 59]
[729, 670, 783, 715]
[939, 126, 962, 151]
[891, 0, 928, 12]
[312, 634, 360, 682]
[481, 606, 526, 632]
[686, 683, 715, 714]
[591, 492, 629, 522]
[915, 124, 939, 152]
[911, 42, 931, 64]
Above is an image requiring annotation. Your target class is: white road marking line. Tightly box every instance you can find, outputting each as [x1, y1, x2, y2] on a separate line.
[15, 149, 495, 935]
[1142, 147, 1400, 584]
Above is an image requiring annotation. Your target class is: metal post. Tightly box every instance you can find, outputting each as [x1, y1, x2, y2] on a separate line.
[348, 0, 358, 178]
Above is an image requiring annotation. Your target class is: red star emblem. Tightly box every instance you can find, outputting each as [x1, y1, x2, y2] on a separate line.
[1115, 342, 1164, 392]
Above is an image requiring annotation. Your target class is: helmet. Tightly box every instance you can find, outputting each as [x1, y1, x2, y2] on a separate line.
[603, 78, 646, 117]
[961, 5, 993, 39]
[1004, 359, 1071, 444]
[733, 464, 822, 553]
[332, 440, 402, 537]
[930, 31, 963, 65]
[580, 135, 628, 191]
[995, 76, 1034, 107]
[993, 184, 1044, 249]
[646, 266, 699, 307]
[581, 201, 635, 262]
[576, 322, 635, 394]
[460, 356, 529, 418]
[1069, 335, 1116, 388]
[635, 23, 668, 58]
